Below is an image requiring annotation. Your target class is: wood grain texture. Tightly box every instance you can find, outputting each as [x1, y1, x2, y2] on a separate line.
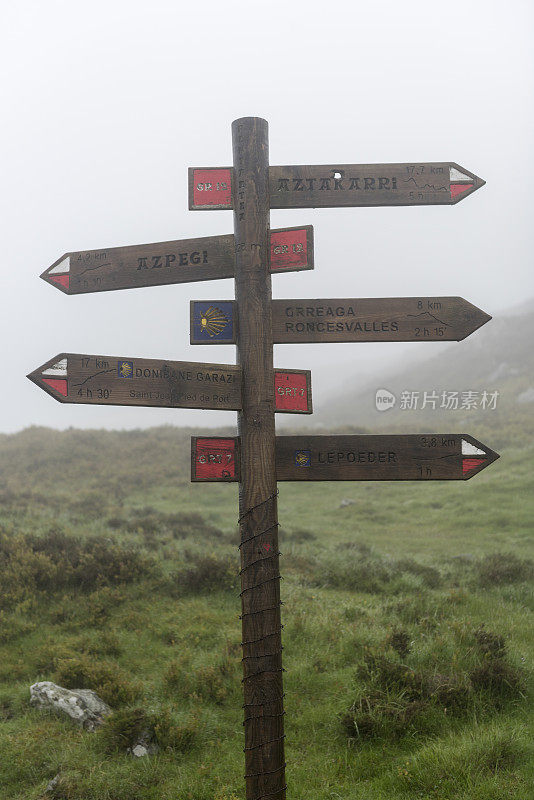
[274, 434, 499, 481]
[191, 435, 500, 482]
[27, 353, 242, 411]
[188, 162, 485, 209]
[27, 354, 312, 415]
[41, 227, 314, 295]
[190, 297, 491, 344]
[233, 118, 286, 800]
[271, 296, 491, 343]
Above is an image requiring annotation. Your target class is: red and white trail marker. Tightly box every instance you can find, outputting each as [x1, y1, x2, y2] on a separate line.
[189, 163, 485, 210]
[27, 354, 312, 415]
[191, 434, 499, 482]
[40, 226, 314, 295]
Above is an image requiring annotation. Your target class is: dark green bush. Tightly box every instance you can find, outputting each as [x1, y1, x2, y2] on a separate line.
[0, 526, 153, 607]
[192, 659, 235, 704]
[113, 510, 223, 541]
[99, 707, 197, 753]
[470, 658, 525, 699]
[394, 558, 442, 589]
[477, 552, 534, 587]
[474, 625, 507, 658]
[386, 629, 411, 657]
[343, 626, 527, 744]
[53, 655, 141, 706]
[167, 553, 237, 595]
[164, 656, 235, 705]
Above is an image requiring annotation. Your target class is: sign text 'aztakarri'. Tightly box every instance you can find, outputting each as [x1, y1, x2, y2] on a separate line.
[189, 163, 484, 210]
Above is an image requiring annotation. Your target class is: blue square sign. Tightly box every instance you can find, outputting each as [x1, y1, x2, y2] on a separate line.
[192, 301, 235, 343]
[118, 360, 133, 378]
[294, 450, 311, 467]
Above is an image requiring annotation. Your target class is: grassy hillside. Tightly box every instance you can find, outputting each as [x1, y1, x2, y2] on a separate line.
[314, 305, 534, 440]
[0, 424, 532, 799]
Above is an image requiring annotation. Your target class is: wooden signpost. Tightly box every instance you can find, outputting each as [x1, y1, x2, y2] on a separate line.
[189, 162, 484, 210]
[28, 354, 312, 414]
[30, 117, 498, 800]
[190, 296, 491, 344]
[191, 434, 499, 482]
[40, 226, 313, 294]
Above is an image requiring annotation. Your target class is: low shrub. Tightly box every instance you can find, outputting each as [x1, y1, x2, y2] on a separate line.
[477, 552, 534, 587]
[164, 656, 235, 705]
[314, 552, 393, 593]
[167, 553, 237, 595]
[99, 707, 197, 753]
[53, 655, 142, 706]
[193, 659, 235, 704]
[312, 547, 443, 594]
[386, 629, 411, 658]
[474, 625, 506, 658]
[0, 526, 153, 607]
[470, 658, 525, 700]
[0, 611, 35, 643]
[343, 627, 527, 743]
[110, 510, 223, 541]
[394, 558, 442, 589]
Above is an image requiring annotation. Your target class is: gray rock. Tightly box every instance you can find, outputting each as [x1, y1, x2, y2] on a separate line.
[128, 734, 159, 757]
[30, 681, 112, 731]
[44, 774, 61, 794]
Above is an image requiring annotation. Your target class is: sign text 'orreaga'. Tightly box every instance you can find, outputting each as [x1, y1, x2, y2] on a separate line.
[190, 297, 491, 344]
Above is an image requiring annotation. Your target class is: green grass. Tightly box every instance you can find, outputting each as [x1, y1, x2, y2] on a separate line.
[0, 427, 533, 799]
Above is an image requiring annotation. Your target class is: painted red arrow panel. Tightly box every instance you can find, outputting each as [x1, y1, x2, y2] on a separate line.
[274, 371, 310, 412]
[192, 169, 232, 208]
[192, 437, 238, 481]
[270, 228, 309, 271]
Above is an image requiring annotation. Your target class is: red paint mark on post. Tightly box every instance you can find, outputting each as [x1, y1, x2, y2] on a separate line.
[42, 378, 68, 397]
[275, 372, 309, 412]
[451, 183, 473, 199]
[195, 438, 236, 480]
[270, 228, 308, 270]
[193, 169, 232, 208]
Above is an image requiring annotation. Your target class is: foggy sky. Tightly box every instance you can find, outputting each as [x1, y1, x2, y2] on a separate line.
[2, 0, 533, 433]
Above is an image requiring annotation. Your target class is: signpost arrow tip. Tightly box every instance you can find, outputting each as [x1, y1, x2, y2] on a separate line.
[461, 435, 499, 479]
[41, 256, 71, 293]
[455, 297, 492, 340]
[450, 163, 485, 203]
[27, 355, 68, 402]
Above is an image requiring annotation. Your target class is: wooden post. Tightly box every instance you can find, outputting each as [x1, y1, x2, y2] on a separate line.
[232, 117, 286, 800]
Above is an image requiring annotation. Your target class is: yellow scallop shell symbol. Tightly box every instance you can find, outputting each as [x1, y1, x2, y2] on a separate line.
[120, 361, 133, 378]
[295, 451, 309, 467]
[200, 306, 229, 338]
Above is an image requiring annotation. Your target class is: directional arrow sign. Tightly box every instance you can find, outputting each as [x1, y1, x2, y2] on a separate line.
[191, 435, 499, 482]
[189, 163, 484, 210]
[190, 297, 491, 345]
[27, 354, 312, 414]
[41, 226, 313, 294]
